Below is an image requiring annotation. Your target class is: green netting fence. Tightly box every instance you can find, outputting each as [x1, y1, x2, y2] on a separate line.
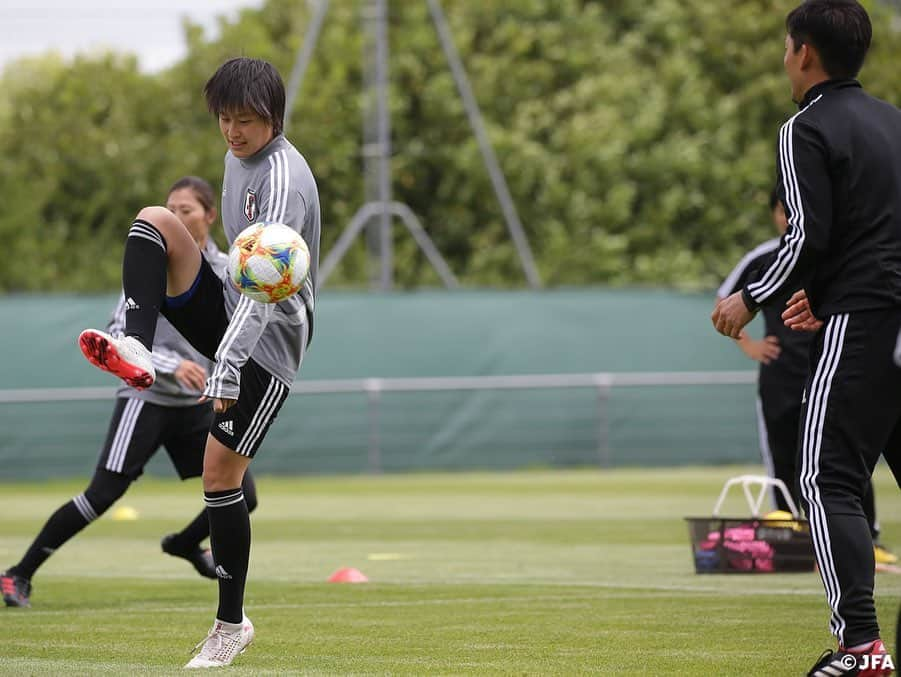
[0, 289, 763, 479]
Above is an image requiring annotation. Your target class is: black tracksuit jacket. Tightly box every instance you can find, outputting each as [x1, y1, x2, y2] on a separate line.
[742, 79, 901, 318]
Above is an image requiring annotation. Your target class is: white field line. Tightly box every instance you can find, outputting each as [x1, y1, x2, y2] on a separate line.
[15, 584, 824, 618]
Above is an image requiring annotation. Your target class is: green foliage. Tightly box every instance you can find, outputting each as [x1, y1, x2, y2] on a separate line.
[0, 0, 899, 291]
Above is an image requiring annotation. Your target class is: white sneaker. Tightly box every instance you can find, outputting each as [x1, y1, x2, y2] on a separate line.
[78, 329, 155, 390]
[184, 616, 254, 669]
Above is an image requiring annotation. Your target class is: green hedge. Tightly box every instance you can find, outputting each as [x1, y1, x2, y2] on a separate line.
[1, 0, 898, 292]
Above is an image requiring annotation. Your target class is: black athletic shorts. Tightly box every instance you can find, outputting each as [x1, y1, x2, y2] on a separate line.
[97, 398, 210, 480]
[161, 257, 290, 458]
[161, 257, 229, 362]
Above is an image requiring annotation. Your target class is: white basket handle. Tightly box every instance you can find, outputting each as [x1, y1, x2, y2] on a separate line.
[711, 474, 801, 518]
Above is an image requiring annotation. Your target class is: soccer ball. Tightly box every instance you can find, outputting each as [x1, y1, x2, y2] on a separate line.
[227, 222, 310, 303]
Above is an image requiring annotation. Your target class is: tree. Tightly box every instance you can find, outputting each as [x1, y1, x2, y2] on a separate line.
[0, 0, 898, 291]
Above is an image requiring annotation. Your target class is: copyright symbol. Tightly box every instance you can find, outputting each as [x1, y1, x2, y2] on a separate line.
[840, 654, 857, 669]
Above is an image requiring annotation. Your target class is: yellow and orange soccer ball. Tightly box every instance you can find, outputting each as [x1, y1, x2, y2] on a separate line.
[227, 222, 310, 303]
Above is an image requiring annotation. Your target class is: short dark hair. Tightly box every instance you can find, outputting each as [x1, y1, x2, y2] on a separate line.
[203, 57, 286, 136]
[168, 175, 216, 213]
[786, 0, 872, 79]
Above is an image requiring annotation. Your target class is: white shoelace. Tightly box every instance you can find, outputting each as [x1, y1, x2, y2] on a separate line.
[190, 625, 246, 663]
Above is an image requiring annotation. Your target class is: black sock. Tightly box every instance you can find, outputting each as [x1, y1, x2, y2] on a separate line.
[169, 509, 210, 553]
[122, 219, 168, 350]
[205, 488, 249, 623]
[242, 471, 258, 513]
[9, 494, 99, 580]
[172, 473, 258, 551]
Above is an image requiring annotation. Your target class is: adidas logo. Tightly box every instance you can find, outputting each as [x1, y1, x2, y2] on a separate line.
[218, 420, 234, 436]
[124, 297, 140, 311]
[215, 565, 233, 580]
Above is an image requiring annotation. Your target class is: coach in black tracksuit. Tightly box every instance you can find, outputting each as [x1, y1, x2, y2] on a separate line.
[717, 194, 884, 546]
[712, 1, 901, 659]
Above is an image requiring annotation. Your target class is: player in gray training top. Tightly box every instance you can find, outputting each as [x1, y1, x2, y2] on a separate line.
[77, 57, 320, 669]
[208, 123, 320, 398]
[2, 176, 258, 608]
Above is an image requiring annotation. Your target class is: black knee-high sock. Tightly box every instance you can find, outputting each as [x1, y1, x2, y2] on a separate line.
[205, 488, 250, 624]
[170, 473, 258, 551]
[167, 509, 211, 553]
[8, 493, 101, 580]
[242, 472, 258, 513]
[122, 219, 168, 350]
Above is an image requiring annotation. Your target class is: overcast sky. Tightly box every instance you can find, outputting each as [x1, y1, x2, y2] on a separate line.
[0, 1, 265, 73]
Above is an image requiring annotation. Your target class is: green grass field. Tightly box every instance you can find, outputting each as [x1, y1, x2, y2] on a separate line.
[1, 465, 898, 675]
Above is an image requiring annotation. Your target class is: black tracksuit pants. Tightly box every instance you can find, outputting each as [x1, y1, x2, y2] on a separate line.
[760, 399, 879, 538]
[798, 309, 901, 648]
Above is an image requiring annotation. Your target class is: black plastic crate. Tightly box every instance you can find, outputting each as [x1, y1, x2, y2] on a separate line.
[686, 514, 815, 573]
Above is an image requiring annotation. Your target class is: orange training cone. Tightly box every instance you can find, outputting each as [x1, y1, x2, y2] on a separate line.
[328, 567, 369, 583]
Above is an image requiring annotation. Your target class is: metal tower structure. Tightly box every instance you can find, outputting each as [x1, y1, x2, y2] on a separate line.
[284, 0, 541, 290]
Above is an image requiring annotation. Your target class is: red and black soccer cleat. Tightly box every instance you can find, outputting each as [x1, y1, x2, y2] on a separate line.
[78, 329, 155, 390]
[807, 639, 894, 676]
[1, 571, 32, 608]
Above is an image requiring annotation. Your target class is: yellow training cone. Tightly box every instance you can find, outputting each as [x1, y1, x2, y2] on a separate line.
[111, 505, 139, 521]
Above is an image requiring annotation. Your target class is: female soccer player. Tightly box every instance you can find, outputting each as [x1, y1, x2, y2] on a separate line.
[77, 58, 320, 668]
[1, 176, 258, 608]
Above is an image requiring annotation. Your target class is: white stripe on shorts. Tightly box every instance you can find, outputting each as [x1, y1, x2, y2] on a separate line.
[236, 378, 286, 456]
[106, 398, 144, 474]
